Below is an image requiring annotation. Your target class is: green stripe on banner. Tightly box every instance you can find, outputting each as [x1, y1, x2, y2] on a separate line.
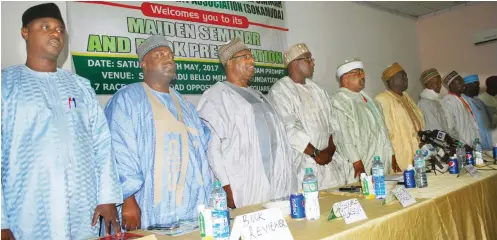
[72, 55, 287, 95]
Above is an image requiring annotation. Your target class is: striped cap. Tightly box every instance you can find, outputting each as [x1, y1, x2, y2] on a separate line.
[218, 37, 249, 66]
[442, 70, 460, 89]
[136, 35, 172, 62]
[284, 43, 310, 66]
[420, 68, 440, 85]
[382, 62, 404, 82]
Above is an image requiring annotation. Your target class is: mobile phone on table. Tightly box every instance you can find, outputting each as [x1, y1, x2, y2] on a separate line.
[98, 232, 144, 240]
[338, 186, 362, 193]
[147, 223, 180, 231]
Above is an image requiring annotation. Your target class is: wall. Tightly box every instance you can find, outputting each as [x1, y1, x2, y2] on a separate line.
[417, 2, 497, 92]
[285, 1, 421, 99]
[2, 1, 421, 106]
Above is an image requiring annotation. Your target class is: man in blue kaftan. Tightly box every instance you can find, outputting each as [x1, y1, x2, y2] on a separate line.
[1, 3, 122, 240]
[463, 74, 493, 150]
[104, 35, 213, 231]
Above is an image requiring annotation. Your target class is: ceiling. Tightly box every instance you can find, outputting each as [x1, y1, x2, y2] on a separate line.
[362, 1, 469, 18]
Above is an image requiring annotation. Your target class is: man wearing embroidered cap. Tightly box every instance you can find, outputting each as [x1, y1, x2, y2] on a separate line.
[197, 37, 294, 208]
[331, 60, 401, 182]
[461, 74, 493, 149]
[417, 68, 449, 132]
[105, 35, 213, 230]
[441, 71, 479, 146]
[375, 63, 424, 170]
[268, 43, 347, 189]
[2, 3, 122, 239]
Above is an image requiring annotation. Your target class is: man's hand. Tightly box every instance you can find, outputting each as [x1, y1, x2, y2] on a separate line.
[1, 229, 15, 240]
[353, 160, 366, 178]
[314, 149, 331, 165]
[392, 155, 402, 173]
[223, 185, 236, 209]
[121, 195, 141, 231]
[92, 203, 121, 236]
[328, 135, 337, 157]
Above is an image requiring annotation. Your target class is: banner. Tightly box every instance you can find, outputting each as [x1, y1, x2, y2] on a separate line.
[67, 1, 288, 95]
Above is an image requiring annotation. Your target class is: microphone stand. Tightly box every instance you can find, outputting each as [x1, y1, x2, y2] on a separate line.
[427, 156, 444, 175]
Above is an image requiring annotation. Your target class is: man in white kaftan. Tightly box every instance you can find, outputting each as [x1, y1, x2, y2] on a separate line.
[441, 71, 479, 146]
[417, 68, 449, 132]
[268, 43, 347, 188]
[197, 38, 295, 208]
[105, 36, 212, 231]
[2, 3, 122, 239]
[331, 60, 400, 183]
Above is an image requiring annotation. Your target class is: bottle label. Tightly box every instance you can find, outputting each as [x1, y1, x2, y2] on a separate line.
[303, 180, 318, 192]
[372, 168, 384, 176]
[304, 191, 320, 220]
[212, 210, 230, 238]
[212, 197, 227, 210]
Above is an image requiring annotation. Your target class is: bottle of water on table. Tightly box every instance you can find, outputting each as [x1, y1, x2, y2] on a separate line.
[414, 150, 428, 188]
[372, 156, 386, 199]
[456, 141, 466, 169]
[473, 138, 484, 165]
[302, 168, 320, 220]
[210, 181, 229, 240]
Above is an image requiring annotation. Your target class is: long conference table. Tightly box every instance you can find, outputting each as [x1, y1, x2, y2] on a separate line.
[132, 158, 497, 239]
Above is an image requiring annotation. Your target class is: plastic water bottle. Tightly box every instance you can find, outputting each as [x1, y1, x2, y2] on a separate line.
[456, 141, 466, 169]
[372, 156, 386, 199]
[473, 138, 484, 165]
[414, 150, 428, 188]
[302, 168, 320, 220]
[210, 181, 229, 240]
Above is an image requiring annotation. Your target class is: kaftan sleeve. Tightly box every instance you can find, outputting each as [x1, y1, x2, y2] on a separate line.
[197, 91, 232, 187]
[268, 84, 311, 153]
[103, 93, 144, 202]
[85, 85, 123, 205]
[418, 101, 439, 131]
[375, 95, 397, 152]
[330, 95, 361, 163]
[1, 69, 14, 229]
[442, 97, 460, 141]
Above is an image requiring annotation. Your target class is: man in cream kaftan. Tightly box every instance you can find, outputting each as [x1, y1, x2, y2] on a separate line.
[375, 63, 424, 170]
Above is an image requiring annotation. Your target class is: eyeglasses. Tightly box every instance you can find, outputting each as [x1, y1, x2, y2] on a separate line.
[348, 69, 365, 76]
[295, 57, 315, 62]
[230, 54, 254, 60]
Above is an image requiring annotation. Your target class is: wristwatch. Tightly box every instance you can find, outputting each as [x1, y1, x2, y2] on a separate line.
[310, 148, 320, 158]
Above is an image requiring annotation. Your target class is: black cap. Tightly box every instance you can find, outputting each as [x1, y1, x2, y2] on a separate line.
[22, 3, 65, 27]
